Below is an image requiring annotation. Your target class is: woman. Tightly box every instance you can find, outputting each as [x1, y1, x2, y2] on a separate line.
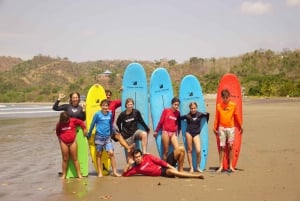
[52, 92, 85, 121]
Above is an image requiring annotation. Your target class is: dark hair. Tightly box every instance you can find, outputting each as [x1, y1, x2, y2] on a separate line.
[125, 98, 134, 108]
[69, 92, 81, 104]
[221, 89, 230, 98]
[105, 89, 112, 96]
[171, 97, 180, 104]
[189, 102, 198, 108]
[100, 99, 110, 106]
[59, 111, 70, 123]
[133, 149, 143, 157]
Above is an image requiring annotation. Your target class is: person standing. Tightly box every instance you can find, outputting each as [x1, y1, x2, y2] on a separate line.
[52, 92, 85, 121]
[214, 89, 243, 172]
[153, 97, 181, 162]
[181, 102, 209, 172]
[116, 98, 150, 156]
[56, 111, 87, 179]
[87, 99, 121, 177]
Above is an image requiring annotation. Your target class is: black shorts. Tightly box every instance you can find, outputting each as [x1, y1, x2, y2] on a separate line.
[166, 151, 177, 167]
[160, 167, 175, 178]
[161, 167, 167, 177]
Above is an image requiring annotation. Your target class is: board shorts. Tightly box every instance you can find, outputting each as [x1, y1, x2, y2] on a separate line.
[125, 129, 145, 145]
[166, 151, 177, 167]
[95, 135, 114, 152]
[162, 130, 177, 137]
[161, 152, 177, 177]
[160, 167, 174, 178]
[218, 127, 235, 147]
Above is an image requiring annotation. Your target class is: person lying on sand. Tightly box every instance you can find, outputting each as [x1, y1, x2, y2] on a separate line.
[122, 149, 204, 179]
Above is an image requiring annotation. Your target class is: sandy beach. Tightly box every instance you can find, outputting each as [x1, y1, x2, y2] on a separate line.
[0, 97, 300, 201]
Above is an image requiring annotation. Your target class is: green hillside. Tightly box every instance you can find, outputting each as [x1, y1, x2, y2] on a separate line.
[0, 49, 299, 102]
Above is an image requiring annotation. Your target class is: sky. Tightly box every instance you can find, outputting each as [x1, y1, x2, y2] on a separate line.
[0, 0, 300, 63]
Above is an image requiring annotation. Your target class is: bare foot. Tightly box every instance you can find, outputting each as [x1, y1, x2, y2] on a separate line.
[127, 143, 135, 153]
[78, 175, 83, 179]
[229, 167, 235, 172]
[113, 171, 121, 177]
[98, 173, 103, 178]
[189, 168, 194, 173]
[216, 167, 223, 172]
[196, 168, 203, 173]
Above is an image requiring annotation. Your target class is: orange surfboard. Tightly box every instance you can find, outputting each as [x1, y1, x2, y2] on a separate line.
[215, 73, 243, 170]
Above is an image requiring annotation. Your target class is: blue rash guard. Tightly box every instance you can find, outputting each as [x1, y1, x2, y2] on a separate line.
[87, 110, 113, 138]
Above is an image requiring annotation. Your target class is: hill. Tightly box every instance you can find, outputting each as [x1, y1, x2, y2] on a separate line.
[0, 49, 299, 102]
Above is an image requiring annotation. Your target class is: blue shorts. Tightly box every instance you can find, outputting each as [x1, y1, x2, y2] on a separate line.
[95, 135, 114, 152]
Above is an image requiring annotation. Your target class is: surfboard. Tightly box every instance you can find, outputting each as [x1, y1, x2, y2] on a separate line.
[179, 75, 209, 171]
[149, 67, 174, 159]
[86, 84, 111, 175]
[66, 127, 89, 178]
[215, 73, 243, 170]
[121, 63, 148, 152]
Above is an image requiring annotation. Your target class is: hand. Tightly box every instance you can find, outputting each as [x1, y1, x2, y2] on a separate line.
[153, 132, 158, 138]
[80, 102, 86, 111]
[213, 129, 218, 135]
[240, 127, 244, 134]
[58, 93, 65, 101]
[128, 158, 134, 165]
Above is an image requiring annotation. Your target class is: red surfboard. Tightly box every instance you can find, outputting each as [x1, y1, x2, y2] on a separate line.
[215, 73, 243, 170]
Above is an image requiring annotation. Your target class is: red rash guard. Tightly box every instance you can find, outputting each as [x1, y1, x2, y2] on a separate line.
[56, 118, 86, 144]
[155, 108, 180, 132]
[122, 154, 168, 177]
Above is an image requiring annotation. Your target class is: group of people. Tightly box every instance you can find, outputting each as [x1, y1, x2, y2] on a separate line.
[53, 88, 243, 179]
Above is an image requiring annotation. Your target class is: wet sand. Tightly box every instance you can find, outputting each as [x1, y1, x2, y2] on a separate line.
[0, 97, 300, 201]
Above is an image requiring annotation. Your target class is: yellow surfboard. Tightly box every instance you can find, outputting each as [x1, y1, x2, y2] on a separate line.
[86, 84, 111, 175]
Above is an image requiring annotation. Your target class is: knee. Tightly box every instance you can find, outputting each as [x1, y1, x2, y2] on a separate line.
[62, 157, 69, 162]
[178, 146, 185, 153]
[108, 152, 114, 158]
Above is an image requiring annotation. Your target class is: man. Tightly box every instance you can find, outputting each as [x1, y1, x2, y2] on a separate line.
[105, 89, 134, 153]
[122, 148, 204, 179]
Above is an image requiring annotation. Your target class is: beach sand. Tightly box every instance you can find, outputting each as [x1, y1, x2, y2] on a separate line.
[0, 97, 299, 201]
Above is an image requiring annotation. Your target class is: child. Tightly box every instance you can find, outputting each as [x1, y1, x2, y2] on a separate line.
[181, 102, 209, 172]
[87, 99, 121, 177]
[214, 89, 243, 172]
[56, 111, 87, 179]
[116, 98, 150, 157]
[153, 97, 181, 166]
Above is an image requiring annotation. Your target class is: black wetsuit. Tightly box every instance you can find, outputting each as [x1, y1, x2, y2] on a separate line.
[181, 112, 209, 137]
[52, 100, 86, 121]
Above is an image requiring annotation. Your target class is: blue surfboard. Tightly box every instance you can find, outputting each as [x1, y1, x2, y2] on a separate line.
[149, 67, 174, 159]
[179, 75, 209, 171]
[121, 63, 149, 151]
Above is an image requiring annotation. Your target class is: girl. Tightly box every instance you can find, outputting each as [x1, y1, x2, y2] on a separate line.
[56, 111, 87, 179]
[153, 97, 181, 163]
[181, 102, 209, 172]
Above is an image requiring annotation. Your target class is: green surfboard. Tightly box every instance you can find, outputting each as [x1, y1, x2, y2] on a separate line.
[66, 127, 89, 178]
